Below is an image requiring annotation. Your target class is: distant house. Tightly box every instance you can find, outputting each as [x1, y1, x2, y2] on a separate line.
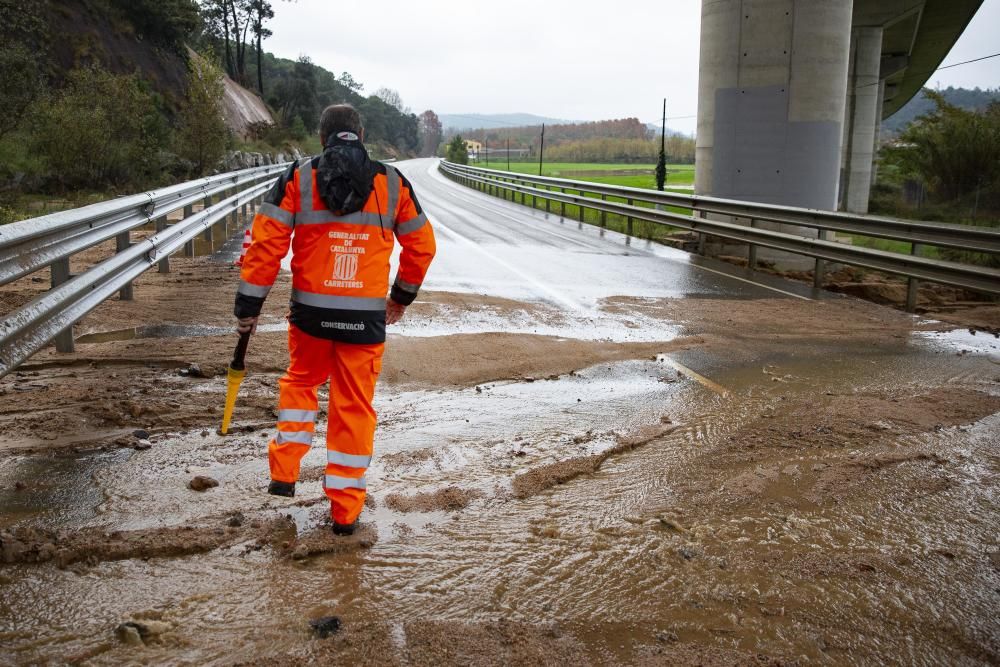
[464, 140, 482, 159]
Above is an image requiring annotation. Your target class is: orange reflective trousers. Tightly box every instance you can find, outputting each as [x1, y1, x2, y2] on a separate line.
[268, 324, 384, 525]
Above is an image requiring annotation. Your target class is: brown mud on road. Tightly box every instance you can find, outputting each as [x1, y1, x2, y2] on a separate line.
[1, 255, 999, 664]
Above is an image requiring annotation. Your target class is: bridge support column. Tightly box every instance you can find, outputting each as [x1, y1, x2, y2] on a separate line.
[695, 0, 853, 268]
[842, 26, 883, 214]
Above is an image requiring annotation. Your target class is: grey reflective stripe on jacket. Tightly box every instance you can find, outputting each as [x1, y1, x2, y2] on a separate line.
[296, 210, 387, 228]
[237, 279, 272, 298]
[393, 276, 420, 294]
[297, 157, 314, 218]
[290, 288, 386, 311]
[395, 213, 427, 236]
[259, 202, 294, 227]
[383, 164, 399, 224]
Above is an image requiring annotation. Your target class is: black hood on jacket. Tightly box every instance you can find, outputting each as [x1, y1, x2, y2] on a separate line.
[315, 134, 375, 215]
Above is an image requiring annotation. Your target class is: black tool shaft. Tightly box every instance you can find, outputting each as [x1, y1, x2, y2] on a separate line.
[230, 331, 251, 371]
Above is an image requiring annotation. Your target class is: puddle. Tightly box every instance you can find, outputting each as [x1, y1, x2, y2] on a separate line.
[1, 332, 998, 664]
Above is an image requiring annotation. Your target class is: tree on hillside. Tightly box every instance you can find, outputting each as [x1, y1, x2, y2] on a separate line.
[418, 110, 442, 158]
[111, 0, 201, 55]
[884, 89, 1000, 202]
[200, 0, 259, 85]
[248, 0, 274, 95]
[446, 135, 468, 164]
[176, 54, 229, 175]
[0, 45, 46, 141]
[272, 55, 319, 132]
[339, 72, 364, 93]
[374, 87, 408, 113]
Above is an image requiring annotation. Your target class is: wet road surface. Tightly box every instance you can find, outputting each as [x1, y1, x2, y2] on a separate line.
[0, 159, 998, 665]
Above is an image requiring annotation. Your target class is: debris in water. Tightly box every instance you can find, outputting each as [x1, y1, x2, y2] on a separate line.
[188, 476, 219, 492]
[310, 616, 341, 638]
[115, 623, 145, 646]
[132, 429, 150, 440]
[659, 517, 686, 533]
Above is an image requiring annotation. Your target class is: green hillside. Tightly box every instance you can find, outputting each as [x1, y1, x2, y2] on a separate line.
[883, 86, 999, 135]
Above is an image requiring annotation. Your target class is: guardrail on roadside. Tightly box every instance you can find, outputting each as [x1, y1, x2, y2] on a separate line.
[0, 164, 289, 378]
[439, 161, 1000, 306]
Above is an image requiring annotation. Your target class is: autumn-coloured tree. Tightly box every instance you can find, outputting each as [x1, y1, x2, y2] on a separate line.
[418, 110, 442, 158]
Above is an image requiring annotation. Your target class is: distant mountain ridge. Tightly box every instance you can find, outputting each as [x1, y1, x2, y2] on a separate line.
[439, 113, 576, 131]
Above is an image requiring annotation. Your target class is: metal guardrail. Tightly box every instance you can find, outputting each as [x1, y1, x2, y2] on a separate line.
[440, 161, 1000, 304]
[0, 164, 288, 378]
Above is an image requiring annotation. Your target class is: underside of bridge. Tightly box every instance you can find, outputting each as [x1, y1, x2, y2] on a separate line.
[695, 0, 983, 265]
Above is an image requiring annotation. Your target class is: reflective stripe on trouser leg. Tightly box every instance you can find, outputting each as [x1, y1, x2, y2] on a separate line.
[324, 339, 385, 525]
[269, 324, 331, 483]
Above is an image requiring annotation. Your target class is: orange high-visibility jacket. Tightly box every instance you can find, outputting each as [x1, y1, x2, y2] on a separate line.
[234, 155, 436, 344]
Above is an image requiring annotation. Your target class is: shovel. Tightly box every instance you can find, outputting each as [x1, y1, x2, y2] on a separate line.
[220, 331, 251, 435]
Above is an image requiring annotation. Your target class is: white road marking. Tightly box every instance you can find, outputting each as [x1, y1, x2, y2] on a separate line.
[430, 217, 585, 311]
[424, 161, 814, 302]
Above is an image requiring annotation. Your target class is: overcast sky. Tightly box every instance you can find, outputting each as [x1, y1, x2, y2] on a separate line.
[266, 0, 1000, 134]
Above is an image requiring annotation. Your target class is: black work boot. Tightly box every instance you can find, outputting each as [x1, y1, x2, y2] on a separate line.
[267, 480, 295, 497]
[332, 521, 356, 536]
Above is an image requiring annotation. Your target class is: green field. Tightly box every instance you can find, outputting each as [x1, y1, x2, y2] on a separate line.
[468, 160, 695, 191]
[460, 162, 696, 243]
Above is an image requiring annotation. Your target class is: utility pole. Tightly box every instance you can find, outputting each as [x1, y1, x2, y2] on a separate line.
[655, 98, 667, 191]
[538, 123, 545, 176]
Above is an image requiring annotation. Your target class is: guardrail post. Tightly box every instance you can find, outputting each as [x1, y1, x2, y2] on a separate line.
[600, 194, 607, 227]
[560, 189, 566, 218]
[747, 219, 757, 270]
[906, 243, 923, 312]
[183, 203, 195, 257]
[229, 190, 238, 234]
[626, 198, 634, 237]
[50, 258, 74, 353]
[115, 232, 134, 300]
[813, 230, 833, 288]
[155, 218, 170, 273]
[545, 190, 551, 214]
[578, 192, 585, 222]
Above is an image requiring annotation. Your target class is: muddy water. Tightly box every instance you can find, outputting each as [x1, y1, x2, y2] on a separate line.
[1, 328, 997, 664]
[1, 159, 998, 663]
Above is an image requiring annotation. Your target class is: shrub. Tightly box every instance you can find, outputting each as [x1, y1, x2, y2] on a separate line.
[32, 66, 170, 190]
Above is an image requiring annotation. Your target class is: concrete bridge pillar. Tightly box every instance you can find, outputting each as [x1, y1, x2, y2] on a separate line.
[842, 26, 884, 213]
[695, 0, 854, 265]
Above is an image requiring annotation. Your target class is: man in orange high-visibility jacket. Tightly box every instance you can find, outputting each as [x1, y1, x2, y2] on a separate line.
[234, 104, 436, 535]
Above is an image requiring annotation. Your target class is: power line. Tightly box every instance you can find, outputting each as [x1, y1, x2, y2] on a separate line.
[858, 51, 1000, 89]
[937, 51, 1000, 71]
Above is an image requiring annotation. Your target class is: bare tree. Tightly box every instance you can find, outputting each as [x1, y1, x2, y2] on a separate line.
[374, 87, 408, 113]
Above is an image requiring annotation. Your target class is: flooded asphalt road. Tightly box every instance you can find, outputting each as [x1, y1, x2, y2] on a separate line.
[0, 159, 998, 665]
